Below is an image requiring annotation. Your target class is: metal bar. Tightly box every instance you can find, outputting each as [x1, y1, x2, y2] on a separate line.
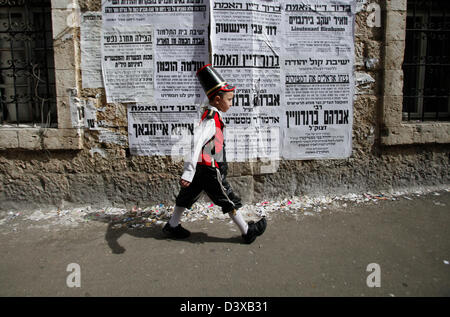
[410, 0, 418, 121]
[421, 1, 431, 122]
[8, 6, 19, 126]
[437, 3, 447, 120]
[436, 18, 442, 120]
[41, 4, 51, 126]
[23, 2, 35, 125]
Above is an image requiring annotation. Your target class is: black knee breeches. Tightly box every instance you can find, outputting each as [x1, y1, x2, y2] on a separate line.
[175, 165, 243, 214]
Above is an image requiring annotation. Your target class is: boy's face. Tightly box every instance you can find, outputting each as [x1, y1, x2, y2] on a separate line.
[213, 91, 234, 113]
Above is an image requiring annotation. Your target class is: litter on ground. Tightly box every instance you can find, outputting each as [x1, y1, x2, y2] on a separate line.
[0, 187, 448, 232]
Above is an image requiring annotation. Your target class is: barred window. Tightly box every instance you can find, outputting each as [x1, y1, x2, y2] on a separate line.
[0, 0, 57, 127]
[402, 0, 450, 121]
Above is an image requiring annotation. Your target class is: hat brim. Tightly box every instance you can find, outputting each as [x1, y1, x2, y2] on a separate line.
[207, 84, 236, 98]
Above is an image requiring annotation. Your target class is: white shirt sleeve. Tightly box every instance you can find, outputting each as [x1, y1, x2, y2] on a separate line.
[181, 118, 216, 183]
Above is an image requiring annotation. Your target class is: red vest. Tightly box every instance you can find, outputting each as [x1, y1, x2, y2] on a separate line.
[198, 109, 224, 168]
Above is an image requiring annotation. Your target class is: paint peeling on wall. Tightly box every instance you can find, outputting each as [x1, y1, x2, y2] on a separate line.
[355, 71, 376, 94]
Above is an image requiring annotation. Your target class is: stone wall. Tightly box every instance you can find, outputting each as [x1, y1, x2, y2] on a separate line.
[0, 0, 449, 211]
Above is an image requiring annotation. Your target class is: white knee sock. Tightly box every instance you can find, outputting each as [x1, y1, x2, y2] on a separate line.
[229, 211, 248, 235]
[169, 206, 185, 227]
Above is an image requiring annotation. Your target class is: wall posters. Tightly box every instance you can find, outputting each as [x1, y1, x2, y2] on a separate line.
[98, 0, 356, 160]
[101, 25, 154, 103]
[80, 12, 103, 88]
[281, 0, 355, 159]
[127, 104, 198, 156]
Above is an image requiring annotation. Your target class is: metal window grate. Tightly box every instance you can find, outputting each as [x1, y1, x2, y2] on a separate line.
[0, 0, 57, 127]
[402, 0, 450, 122]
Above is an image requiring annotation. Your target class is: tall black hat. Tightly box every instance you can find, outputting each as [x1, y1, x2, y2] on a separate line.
[196, 64, 236, 99]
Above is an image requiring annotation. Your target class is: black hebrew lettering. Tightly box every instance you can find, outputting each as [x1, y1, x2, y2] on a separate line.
[131, 105, 157, 112]
[265, 26, 277, 35]
[104, 35, 118, 43]
[323, 110, 349, 125]
[253, 94, 280, 106]
[333, 16, 349, 25]
[242, 54, 279, 68]
[157, 38, 169, 45]
[126, 55, 141, 61]
[285, 4, 328, 12]
[176, 105, 196, 112]
[316, 16, 331, 25]
[133, 123, 169, 137]
[309, 125, 327, 132]
[214, 2, 243, 10]
[215, 23, 248, 34]
[288, 16, 315, 25]
[309, 58, 323, 66]
[120, 35, 133, 42]
[213, 54, 239, 66]
[127, 61, 143, 67]
[224, 116, 280, 125]
[325, 59, 350, 65]
[285, 110, 319, 128]
[190, 29, 205, 36]
[160, 105, 175, 112]
[157, 29, 177, 36]
[286, 75, 307, 84]
[180, 61, 205, 72]
[233, 94, 250, 107]
[156, 61, 178, 73]
[285, 59, 308, 66]
[134, 34, 152, 43]
[104, 55, 124, 61]
[331, 4, 351, 12]
[251, 24, 263, 34]
[87, 119, 95, 128]
[171, 123, 194, 135]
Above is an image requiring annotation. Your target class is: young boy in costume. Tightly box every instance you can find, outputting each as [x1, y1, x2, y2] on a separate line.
[163, 64, 267, 244]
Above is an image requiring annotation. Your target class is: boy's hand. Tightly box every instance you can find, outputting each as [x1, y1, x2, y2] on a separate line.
[179, 179, 191, 188]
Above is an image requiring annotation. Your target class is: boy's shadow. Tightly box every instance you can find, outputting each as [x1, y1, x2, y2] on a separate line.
[85, 211, 242, 254]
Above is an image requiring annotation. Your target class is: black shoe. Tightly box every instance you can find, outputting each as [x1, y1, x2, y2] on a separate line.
[242, 217, 267, 244]
[163, 223, 191, 239]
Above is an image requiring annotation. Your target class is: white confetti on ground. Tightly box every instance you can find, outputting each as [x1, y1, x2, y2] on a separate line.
[0, 187, 448, 232]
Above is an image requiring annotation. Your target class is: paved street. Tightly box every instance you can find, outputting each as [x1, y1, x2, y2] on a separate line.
[0, 189, 449, 297]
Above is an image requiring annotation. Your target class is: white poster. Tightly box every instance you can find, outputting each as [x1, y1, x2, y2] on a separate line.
[100, 1, 210, 157]
[101, 25, 154, 103]
[281, 0, 355, 159]
[127, 104, 198, 156]
[83, 99, 99, 130]
[80, 12, 104, 88]
[154, 24, 209, 104]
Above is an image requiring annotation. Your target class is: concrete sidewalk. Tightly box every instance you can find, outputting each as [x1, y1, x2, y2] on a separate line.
[0, 189, 449, 297]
